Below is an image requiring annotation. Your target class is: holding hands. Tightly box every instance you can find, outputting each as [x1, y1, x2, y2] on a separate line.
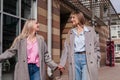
[57, 65, 65, 72]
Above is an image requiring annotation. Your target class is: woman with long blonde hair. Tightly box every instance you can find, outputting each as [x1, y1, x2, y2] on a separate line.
[0, 19, 58, 80]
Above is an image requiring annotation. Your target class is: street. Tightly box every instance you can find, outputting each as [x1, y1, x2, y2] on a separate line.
[98, 63, 120, 80]
[59, 63, 120, 80]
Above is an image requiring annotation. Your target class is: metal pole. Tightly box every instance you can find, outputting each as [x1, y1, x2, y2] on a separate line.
[0, 0, 3, 79]
[47, 0, 52, 77]
[108, 3, 112, 67]
[92, 0, 95, 28]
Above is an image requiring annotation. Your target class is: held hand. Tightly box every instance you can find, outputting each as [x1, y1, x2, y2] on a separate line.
[57, 65, 65, 72]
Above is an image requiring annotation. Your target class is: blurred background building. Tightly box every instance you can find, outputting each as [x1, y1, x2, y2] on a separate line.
[0, 0, 120, 80]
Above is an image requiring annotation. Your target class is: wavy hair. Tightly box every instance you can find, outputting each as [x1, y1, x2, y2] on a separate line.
[10, 19, 36, 48]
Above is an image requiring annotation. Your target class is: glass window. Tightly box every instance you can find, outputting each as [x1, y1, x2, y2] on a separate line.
[3, 14, 19, 51]
[0, 14, 1, 53]
[0, 0, 1, 11]
[0, 0, 37, 79]
[118, 26, 120, 29]
[111, 27, 116, 30]
[21, 19, 25, 30]
[118, 31, 120, 38]
[3, 0, 19, 15]
[21, 0, 32, 19]
[117, 44, 120, 51]
[95, 0, 98, 2]
[114, 44, 116, 51]
[2, 14, 19, 80]
[112, 36, 117, 38]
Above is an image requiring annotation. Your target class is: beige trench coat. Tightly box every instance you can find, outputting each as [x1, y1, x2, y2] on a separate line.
[60, 26, 101, 80]
[0, 35, 58, 80]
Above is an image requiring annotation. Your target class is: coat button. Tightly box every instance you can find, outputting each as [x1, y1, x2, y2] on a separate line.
[90, 61, 93, 64]
[90, 44, 91, 46]
[23, 60, 25, 62]
[89, 53, 91, 55]
[70, 63, 72, 65]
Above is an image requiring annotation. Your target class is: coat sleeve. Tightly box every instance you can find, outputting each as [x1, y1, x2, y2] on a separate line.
[94, 30, 101, 67]
[43, 41, 58, 71]
[59, 40, 68, 67]
[0, 39, 19, 62]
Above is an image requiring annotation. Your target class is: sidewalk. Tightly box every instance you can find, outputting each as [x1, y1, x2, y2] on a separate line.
[60, 63, 120, 80]
[98, 63, 120, 80]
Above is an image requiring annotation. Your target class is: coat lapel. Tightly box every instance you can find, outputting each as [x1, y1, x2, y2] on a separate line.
[21, 35, 42, 63]
[85, 27, 91, 46]
[69, 29, 76, 79]
[70, 29, 75, 53]
[20, 38, 30, 80]
[36, 35, 42, 61]
[36, 35, 44, 80]
[21, 38, 27, 61]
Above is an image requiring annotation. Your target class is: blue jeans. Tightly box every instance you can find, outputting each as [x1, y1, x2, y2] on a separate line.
[28, 63, 41, 80]
[74, 53, 89, 80]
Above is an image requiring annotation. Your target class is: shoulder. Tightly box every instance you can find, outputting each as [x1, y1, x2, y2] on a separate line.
[85, 25, 94, 30]
[36, 34, 45, 41]
[10, 36, 21, 48]
[68, 28, 75, 34]
[84, 25, 95, 33]
[13, 36, 21, 44]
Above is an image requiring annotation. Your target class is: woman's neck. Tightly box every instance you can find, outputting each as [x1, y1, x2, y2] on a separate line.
[76, 25, 84, 35]
[77, 25, 83, 31]
[27, 32, 36, 41]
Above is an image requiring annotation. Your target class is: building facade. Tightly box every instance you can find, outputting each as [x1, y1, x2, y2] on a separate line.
[111, 20, 120, 55]
[0, 0, 60, 80]
[0, 0, 115, 80]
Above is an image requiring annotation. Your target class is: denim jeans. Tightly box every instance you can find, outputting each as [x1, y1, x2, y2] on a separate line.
[74, 53, 89, 80]
[28, 63, 41, 80]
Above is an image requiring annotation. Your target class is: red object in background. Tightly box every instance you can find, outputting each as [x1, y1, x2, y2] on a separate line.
[106, 41, 115, 66]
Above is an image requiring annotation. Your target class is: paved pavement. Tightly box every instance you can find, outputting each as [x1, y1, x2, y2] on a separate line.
[58, 63, 120, 80]
[98, 63, 120, 80]
[1, 63, 120, 80]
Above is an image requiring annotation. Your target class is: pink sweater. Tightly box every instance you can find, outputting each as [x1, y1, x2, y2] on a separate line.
[27, 39, 40, 67]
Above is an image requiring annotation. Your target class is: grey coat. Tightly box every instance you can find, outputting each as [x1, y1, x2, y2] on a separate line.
[60, 26, 101, 80]
[0, 35, 58, 80]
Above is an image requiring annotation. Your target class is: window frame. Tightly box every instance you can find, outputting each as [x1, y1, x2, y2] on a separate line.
[0, 0, 37, 79]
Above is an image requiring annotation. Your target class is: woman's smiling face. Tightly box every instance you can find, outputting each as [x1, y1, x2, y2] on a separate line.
[70, 14, 79, 26]
[32, 20, 40, 32]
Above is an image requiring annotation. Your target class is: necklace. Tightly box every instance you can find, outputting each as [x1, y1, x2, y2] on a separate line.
[27, 36, 36, 43]
[76, 27, 83, 35]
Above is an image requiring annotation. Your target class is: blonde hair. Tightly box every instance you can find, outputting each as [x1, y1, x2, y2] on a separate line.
[10, 19, 36, 48]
